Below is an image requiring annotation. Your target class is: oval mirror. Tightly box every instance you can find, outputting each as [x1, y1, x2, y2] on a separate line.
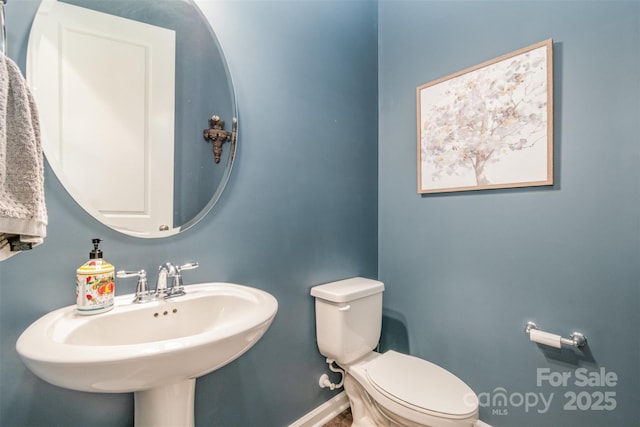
[27, 0, 237, 238]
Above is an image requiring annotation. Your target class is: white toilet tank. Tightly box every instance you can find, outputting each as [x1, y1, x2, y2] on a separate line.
[310, 277, 384, 365]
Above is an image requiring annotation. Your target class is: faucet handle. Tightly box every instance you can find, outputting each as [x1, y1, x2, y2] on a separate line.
[116, 270, 153, 303]
[177, 262, 199, 272]
[166, 262, 198, 297]
[117, 269, 147, 278]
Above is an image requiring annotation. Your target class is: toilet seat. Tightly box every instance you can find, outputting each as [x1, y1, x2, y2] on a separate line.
[349, 351, 478, 426]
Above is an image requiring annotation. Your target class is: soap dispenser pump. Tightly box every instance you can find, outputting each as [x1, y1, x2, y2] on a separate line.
[76, 238, 115, 315]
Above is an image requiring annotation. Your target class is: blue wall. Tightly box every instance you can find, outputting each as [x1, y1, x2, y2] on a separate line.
[0, 1, 378, 426]
[378, 1, 639, 426]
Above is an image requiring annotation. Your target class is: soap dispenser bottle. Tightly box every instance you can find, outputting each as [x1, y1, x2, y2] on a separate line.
[76, 238, 115, 315]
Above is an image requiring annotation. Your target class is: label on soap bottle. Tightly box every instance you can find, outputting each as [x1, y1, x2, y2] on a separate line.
[76, 259, 115, 315]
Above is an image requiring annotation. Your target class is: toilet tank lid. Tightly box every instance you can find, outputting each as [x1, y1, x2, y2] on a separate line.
[310, 277, 384, 303]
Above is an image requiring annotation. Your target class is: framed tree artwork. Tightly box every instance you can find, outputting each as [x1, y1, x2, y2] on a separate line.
[417, 39, 553, 194]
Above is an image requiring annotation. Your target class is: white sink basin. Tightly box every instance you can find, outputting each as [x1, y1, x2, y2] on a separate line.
[16, 282, 278, 426]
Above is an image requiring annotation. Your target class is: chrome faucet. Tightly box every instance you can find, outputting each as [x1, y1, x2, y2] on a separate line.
[156, 262, 177, 298]
[117, 262, 198, 303]
[156, 262, 199, 299]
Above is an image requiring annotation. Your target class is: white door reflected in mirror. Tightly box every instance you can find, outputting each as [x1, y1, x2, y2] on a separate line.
[28, 0, 176, 236]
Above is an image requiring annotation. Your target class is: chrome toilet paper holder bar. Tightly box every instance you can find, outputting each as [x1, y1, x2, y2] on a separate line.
[525, 321, 588, 348]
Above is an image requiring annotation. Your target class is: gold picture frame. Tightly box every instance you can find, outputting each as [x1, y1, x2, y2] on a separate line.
[417, 39, 553, 194]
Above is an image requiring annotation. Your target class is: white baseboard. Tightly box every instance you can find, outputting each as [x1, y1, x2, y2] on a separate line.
[288, 392, 350, 427]
[287, 391, 492, 427]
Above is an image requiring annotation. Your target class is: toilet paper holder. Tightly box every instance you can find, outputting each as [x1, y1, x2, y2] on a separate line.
[525, 321, 588, 348]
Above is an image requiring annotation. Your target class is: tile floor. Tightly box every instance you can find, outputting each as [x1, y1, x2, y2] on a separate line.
[323, 407, 352, 427]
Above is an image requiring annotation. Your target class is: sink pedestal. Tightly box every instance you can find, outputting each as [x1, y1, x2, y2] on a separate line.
[134, 380, 195, 427]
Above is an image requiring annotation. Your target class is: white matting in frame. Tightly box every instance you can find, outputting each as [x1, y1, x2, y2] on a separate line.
[417, 39, 553, 194]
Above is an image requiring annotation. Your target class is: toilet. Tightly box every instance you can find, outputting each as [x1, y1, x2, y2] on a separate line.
[311, 277, 480, 427]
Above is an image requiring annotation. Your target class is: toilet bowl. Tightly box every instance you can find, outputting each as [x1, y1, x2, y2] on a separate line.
[311, 277, 480, 427]
[345, 351, 478, 427]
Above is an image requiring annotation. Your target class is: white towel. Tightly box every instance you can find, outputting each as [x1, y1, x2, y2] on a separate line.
[0, 54, 47, 260]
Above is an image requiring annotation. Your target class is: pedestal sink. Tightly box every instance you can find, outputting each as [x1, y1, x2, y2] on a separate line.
[16, 282, 278, 426]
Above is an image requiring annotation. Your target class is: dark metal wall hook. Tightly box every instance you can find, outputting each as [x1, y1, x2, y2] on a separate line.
[203, 115, 237, 164]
